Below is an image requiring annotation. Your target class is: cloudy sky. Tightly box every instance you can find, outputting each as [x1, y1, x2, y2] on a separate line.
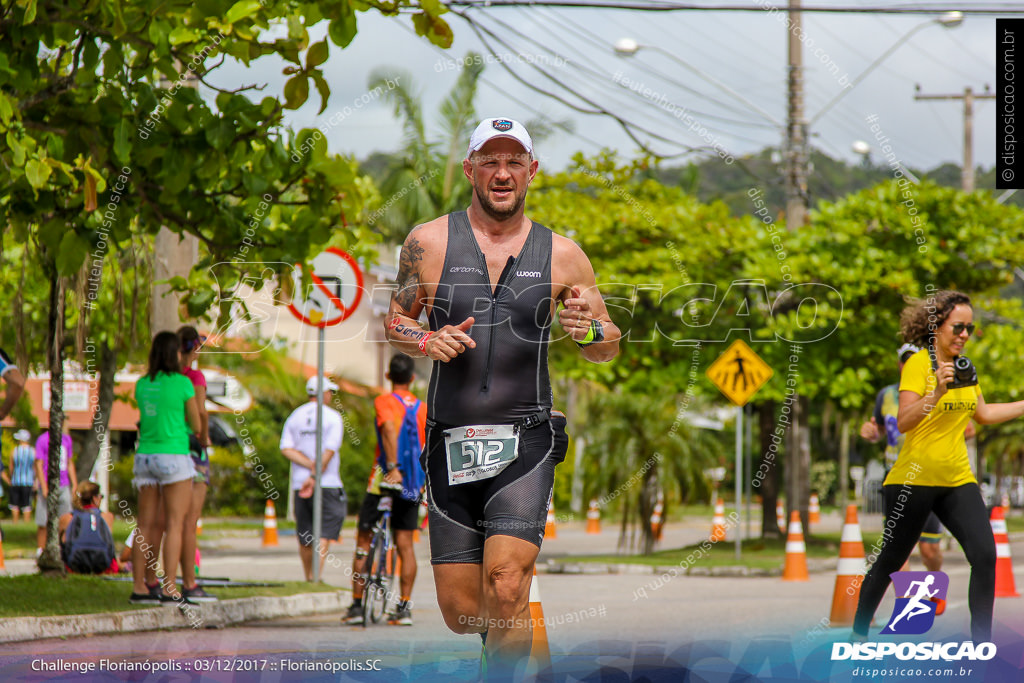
[216, 2, 1003, 175]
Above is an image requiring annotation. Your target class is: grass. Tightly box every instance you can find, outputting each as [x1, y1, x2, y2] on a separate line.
[0, 574, 339, 618]
[0, 520, 138, 559]
[572, 530, 885, 570]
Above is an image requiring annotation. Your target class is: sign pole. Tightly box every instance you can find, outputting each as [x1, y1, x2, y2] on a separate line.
[312, 324, 325, 582]
[285, 246, 365, 583]
[735, 404, 743, 560]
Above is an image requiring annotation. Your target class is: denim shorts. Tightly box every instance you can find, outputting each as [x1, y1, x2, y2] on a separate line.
[133, 453, 196, 488]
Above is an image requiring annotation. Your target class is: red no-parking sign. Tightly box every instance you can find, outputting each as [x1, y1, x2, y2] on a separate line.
[287, 247, 364, 328]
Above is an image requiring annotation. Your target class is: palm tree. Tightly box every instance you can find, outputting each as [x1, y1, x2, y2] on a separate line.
[366, 55, 485, 241]
[366, 55, 573, 242]
[584, 388, 723, 555]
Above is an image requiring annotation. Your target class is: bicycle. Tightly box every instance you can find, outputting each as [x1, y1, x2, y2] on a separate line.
[361, 483, 400, 626]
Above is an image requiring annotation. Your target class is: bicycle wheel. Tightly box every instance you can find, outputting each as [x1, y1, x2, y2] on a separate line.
[361, 535, 382, 628]
[366, 531, 390, 624]
[379, 543, 399, 619]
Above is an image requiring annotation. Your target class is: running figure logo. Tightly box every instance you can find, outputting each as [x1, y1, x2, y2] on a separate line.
[880, 571, 949, 635]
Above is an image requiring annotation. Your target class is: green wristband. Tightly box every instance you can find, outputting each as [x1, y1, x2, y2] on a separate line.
[580, 320, 596, 345]
[577, 319, 603, 347]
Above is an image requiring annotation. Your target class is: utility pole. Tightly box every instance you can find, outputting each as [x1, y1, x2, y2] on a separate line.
[783, 0, 811, 535]
[784, 0, 808, 231]
[914, 85, 995, 192]
[151, 70, 200, 333]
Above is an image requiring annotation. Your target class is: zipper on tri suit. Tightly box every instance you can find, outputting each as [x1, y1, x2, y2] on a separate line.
[481, 255, 516, 393]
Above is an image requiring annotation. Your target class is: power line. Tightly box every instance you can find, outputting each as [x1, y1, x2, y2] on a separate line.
[393, 19, 612, 153]
[484, 6, 777, 128]
[451, 8, 704, 157]
[440, 2, 1024, 16]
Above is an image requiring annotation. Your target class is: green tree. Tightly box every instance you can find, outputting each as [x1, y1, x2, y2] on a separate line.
[1, 0, 453, 573]
[366, 54, 485, 242]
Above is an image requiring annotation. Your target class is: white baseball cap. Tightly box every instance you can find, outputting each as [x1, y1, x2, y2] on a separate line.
[14, 428, 30, 442]
[898, 343, 920, 362]
[306, 375, 339, 396]
[467, 118, 533, 158]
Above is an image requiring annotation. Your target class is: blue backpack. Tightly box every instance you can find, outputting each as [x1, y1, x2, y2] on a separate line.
[377, 393, 425, 502]
[62, 508, 115, 574]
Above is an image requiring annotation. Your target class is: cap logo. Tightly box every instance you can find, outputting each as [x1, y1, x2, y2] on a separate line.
[492, 119, 513, 132]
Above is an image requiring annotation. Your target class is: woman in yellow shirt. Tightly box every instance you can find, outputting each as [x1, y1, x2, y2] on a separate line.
[853, 290, 1024, 642]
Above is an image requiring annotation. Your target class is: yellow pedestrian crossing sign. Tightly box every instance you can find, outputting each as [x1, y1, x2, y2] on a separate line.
[707, 339, 773, 406]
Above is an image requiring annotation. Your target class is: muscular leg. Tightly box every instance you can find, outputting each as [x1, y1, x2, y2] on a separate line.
[352, 528, 372, 599]
[433, 563, 485, 634]
[918, 540, 943, 572]
[394, 529, 417, 600]
[481, 535, 541, 674]
[932, 484, 996, 642]
[298, 541, 313, 581]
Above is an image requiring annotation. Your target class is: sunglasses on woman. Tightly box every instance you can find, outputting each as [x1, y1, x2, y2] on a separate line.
[950, 323, 975, 336]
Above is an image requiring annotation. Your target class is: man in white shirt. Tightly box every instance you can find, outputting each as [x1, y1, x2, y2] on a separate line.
[280, 376, 345, 581]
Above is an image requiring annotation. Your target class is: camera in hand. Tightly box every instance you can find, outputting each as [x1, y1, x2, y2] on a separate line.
[949, 355, 978, 390]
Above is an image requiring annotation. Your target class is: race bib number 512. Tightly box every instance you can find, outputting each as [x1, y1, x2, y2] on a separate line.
[444, 424, 519, 485]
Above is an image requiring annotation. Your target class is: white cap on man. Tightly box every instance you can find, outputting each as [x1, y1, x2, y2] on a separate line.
[14, 428, 30, 442]
[466, 118, 533, 158]
[306, 375, 339, 396]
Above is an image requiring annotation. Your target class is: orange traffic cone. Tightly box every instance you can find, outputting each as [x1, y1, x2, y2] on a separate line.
[783, 511, 809, 581]
[828, 504, 866, 625]
[528, 566, 551, 671]
[262, 499, 279, 547]
[651, 492, 664, 541]
[809, 494, 821, 525]
[710, 498, 727, 542]
[991, 506, 1020, 598]
[777, 500, 786, 534]
[586, 499, 601, 535]
[544, 501, 557, 539]
[196, 517, 203, 536]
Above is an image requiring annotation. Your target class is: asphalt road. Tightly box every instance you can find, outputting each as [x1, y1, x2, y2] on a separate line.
[1, 517, 1023, 682]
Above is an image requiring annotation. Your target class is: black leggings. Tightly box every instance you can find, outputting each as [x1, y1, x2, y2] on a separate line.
[853, 483, 996, 641]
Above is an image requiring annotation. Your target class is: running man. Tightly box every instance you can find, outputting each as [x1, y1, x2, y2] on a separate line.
[384, 117, 620, 674]
[888, 574, 939, 629]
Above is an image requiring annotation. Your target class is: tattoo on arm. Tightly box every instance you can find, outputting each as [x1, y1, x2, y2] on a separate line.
[392, 323, 427, 341]
[395, 237, 425, 311]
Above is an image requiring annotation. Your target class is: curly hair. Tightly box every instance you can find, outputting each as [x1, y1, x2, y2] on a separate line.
[900, 290, 972, 348]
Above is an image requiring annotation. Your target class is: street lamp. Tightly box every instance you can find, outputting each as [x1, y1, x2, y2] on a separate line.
[613, 38, 783, 128]
[810, 11, 963, 125]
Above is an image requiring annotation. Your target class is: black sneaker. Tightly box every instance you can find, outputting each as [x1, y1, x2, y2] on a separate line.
[388, 605, 413, 626]
[160, 593, 194, 606]
[182, 585, 218, 603]
[129, 592, 160, 605]
[342, 604, 364, 625]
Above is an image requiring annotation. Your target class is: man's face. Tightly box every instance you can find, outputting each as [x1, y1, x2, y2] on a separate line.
[464, 138, 538, 221]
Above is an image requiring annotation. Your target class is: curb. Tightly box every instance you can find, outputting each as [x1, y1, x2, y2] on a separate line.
[0, 591, 346, 645]
[542, 558, 835, 578]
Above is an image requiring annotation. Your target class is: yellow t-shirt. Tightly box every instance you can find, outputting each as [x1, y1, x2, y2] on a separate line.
[884, 349, 980, 487]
